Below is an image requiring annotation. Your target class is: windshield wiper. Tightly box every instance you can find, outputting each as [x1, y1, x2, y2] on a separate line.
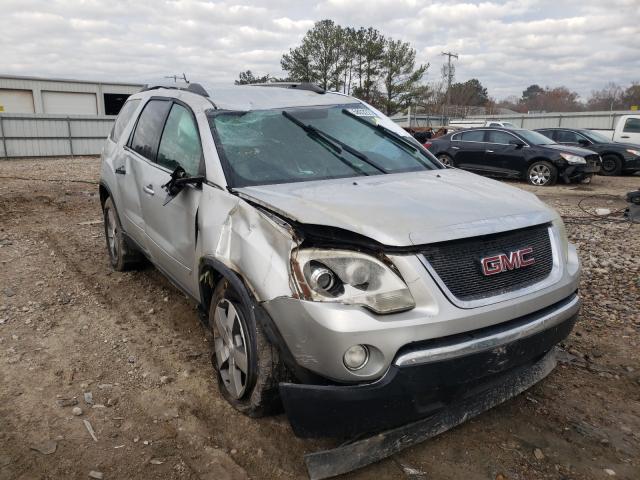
[341, 109, 432, 168]
[282, 111, 387, 174]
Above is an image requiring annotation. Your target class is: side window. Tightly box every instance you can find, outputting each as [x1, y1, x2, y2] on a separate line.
[623, 118, 640, 133]
[537, 130, 554, 140]
[110, 99, 140, 142]
[556, 130, 581, 143]
[461, 130, 486, 142]
[156, 104, 203, 176]
[130, 100, 172, 161]
[487, 130, 517, 144]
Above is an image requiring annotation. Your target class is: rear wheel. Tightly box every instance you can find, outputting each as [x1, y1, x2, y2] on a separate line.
[600, 154, 622, 176]
[437, 153, 454, 167]
[209, 279, 283, 417]
[527, 161, 557, 186]
[102, 197, 141, 270]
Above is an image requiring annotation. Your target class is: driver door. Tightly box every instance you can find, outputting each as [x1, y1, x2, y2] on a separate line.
[134, 101, 204, 295]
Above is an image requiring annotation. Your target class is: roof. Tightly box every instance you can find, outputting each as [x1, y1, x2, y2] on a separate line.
[0, 73, 143, 87]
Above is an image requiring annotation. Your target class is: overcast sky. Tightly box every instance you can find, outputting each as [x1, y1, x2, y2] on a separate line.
[2, 0, 639, 100]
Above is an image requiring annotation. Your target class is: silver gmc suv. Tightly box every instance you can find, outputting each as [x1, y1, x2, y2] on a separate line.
[99, 81, 580, 455]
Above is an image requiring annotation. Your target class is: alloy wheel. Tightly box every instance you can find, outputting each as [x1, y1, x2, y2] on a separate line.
[601, 157, 616, 173]
[438, 155, 452, 167]
[105, 207, 118, 259]
[213, 298, 249, 399]
[529, 164, 551, 185]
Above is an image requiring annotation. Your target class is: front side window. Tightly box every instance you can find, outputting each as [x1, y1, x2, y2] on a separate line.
[487, 130, 517, 144]
[623, 118, 640, 133]
[110, 99, 140, 142]
[460, 130, 486, 142]
[515, 130, 555, 145]
[210, 104, 439, 187]
[556, 130, 585, 144]
[156, 104, 203, 176]
[130, 100, 172, 161]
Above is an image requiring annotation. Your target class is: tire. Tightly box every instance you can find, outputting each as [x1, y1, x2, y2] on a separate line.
[209, 279, 282, 417]
[102, 197, 142, 271]
[437, 153, 454, 167]
[527, 161, 557, 186]
[600, 154, 623, 176]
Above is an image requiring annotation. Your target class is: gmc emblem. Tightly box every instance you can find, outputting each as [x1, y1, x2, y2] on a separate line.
[481, 247, 535, 276]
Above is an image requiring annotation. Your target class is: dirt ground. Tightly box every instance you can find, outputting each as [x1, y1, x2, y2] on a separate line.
[0, 156, 638, 480]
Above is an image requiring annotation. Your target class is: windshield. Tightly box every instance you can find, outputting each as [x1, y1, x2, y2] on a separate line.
[209, 104, 440, 187]
[516, 129, 556, 145]
[581, 130, 611, 143]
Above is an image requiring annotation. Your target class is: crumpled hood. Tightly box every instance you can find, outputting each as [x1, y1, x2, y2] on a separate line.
[236, 169, 557, 246]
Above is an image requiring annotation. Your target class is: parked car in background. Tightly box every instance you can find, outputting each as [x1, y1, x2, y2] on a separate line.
[536, 127, 640, 176]
[589, 114, 640, 145]
[427, 127, 601, 186]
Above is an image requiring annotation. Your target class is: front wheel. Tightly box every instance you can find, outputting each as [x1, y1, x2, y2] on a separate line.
[527, 161, 557, 186]
[209, 279, 283, 417]
[600, 154, 622, 176]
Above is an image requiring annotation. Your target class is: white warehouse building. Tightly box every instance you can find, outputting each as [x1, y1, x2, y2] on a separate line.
[0, 74, 142, 116]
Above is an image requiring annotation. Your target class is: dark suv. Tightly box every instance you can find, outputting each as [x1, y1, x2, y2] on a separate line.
[427, 127, 601, 186]
[536, 128, 640, 176]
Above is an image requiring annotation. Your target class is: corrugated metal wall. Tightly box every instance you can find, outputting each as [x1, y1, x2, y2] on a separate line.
[0, 113, 113, 158]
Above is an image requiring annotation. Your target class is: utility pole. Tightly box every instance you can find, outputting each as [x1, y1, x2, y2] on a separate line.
[441, 51, 458, 119]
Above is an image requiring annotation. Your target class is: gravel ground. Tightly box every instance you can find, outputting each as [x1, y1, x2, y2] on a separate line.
[0, 156, 638, 480]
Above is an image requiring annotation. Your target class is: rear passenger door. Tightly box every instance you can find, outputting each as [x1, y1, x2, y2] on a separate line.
[454, 130, 487, 171]
[133, 100, 204, 295]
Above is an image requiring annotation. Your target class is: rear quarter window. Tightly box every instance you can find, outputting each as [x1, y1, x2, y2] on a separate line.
[623, 118, 640, 133]
[109, 99, 140, 143]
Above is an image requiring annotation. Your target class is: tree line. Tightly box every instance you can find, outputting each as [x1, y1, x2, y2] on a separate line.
[235, 19, 640, 116]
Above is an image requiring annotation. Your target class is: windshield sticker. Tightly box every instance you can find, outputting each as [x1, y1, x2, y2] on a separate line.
[345, 108, 377, 119]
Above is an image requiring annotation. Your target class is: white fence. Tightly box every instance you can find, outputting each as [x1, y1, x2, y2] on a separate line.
[462, 110, 635, 130]
[0, 113, 114, 158]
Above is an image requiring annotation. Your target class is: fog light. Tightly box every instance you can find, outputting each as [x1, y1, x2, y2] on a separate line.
[343, 344, 369, 370]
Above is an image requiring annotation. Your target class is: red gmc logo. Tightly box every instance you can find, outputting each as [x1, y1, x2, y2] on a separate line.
[481, 247, 535, 276]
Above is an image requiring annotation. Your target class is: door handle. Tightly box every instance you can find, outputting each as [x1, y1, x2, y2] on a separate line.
[115, 166, 126, 175]
[451, 146, 460, 150]
[486, 149, 494, 153]
[143, 184, 154, 195]
[621, 135, 630, 138]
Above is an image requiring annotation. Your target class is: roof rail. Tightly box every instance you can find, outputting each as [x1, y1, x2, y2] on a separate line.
[247, 82, 325, 94]
[140, 82, 210, 98]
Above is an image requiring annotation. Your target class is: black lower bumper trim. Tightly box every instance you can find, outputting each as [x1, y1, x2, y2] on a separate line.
[280, 305, 577, 438]
[304, 348, 558, 480]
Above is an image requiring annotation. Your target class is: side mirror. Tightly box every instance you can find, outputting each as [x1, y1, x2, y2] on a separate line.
[162, 166, 204, 205]
[578, 139, 590, 147]
[509, 140, 526, 148]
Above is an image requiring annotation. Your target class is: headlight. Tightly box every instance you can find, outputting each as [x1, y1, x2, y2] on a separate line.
[291, 249, 415, 314]
[560, 153, 586, 165]
[626, 148, 640, 156]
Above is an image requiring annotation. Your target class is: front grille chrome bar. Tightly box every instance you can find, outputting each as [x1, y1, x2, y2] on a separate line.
[395, 294, 580, 367]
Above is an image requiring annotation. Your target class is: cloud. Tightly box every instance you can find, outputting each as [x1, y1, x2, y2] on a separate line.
[0, 0, 638, 99]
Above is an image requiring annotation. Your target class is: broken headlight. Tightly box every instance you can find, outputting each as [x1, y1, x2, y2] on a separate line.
[291, 249, 415, 314]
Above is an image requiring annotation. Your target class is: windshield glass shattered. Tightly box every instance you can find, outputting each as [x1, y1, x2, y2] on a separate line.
[209, 104, 440, 187]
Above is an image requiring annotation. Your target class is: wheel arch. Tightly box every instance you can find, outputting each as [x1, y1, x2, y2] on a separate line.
[198, 255, 309, 382]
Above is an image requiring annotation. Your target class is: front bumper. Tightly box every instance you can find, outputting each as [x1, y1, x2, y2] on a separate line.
[623, 155, 640, 172]
[561, 162, 601, 182]
[279, 293, 579, 438]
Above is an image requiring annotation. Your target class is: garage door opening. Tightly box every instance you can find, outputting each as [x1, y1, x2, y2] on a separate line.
[104, 93, 131, 116]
